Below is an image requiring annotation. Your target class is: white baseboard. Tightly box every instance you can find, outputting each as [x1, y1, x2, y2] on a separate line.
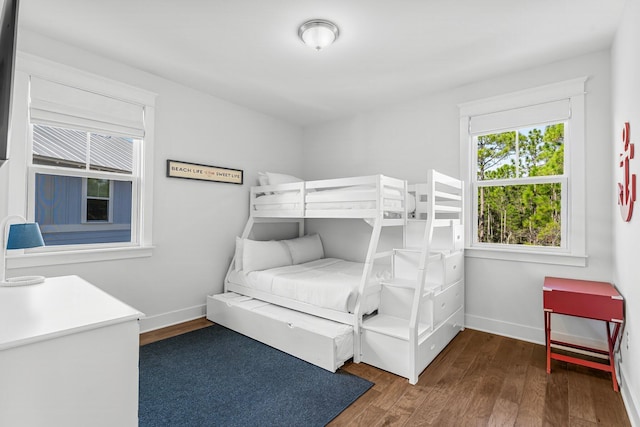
[139, 304, 206, 333]
[465, 313, 544, 345]
[620, 361, 640, 427]
[464, 313, 608, 351]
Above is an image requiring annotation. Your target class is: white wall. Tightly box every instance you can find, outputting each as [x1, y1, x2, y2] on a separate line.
[303, 50, 613, 346]
[0, 30, 303, 331]
[612, 0, 640, 422]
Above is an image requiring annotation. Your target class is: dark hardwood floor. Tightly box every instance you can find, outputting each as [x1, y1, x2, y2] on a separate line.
[140, 319, 631, 427]
[139, 317, 213, 346]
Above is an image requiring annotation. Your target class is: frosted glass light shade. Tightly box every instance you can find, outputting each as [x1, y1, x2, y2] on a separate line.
[298, 20, 339, 51]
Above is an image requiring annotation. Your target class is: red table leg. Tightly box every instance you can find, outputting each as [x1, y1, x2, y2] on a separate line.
[545, 310, 551, 374]
[607, 321, 621, 392]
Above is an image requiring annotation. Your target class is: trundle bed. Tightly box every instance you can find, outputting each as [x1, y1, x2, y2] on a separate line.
[207, 171, 465, 383]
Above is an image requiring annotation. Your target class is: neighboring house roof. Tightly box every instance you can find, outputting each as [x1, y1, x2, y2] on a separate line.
[32, 125, 133, 174]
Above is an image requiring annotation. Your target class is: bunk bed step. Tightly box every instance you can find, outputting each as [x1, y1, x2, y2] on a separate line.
[394, 248, 443, 260]
[394, 251, 463, 285]
[361, 314, 431, 340]
[380, 278, 419, 289]
[207, 292, 354, 372]
[378, 284, 416, 319]
[360, 308, 464, 383]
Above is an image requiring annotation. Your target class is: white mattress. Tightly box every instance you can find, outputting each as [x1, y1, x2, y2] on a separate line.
[305, 185, 402, 202]
[253, 185, 403, 211]
[227, 258, 387, 314]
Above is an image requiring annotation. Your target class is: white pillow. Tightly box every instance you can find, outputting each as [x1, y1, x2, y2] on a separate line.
[265, 172, 303, 185]
[234, 236, 243, 271]
[242, 238, 293, 273]
[257, 172, 269, 186]
[283, 234, 324, 265]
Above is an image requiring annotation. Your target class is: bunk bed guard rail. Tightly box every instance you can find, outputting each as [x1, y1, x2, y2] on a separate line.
[249, 174, 407, 220]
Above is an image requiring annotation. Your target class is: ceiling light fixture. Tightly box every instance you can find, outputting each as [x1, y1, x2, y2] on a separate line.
[298, 19, 339, 51]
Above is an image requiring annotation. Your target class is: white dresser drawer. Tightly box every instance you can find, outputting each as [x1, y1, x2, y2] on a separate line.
[434, 279, 464, 326]
[417, 307, 464, 367]
[427, 251, 463, 287]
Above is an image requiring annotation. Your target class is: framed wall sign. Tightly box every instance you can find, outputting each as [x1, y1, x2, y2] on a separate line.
[166, 160, 243, 185]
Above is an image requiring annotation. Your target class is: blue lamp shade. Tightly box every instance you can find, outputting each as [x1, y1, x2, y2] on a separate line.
[6, 223, 45, 250]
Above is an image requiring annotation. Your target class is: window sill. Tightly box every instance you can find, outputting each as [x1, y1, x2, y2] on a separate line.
[465, 247, 587, 267]
[6, 245, 154, 269]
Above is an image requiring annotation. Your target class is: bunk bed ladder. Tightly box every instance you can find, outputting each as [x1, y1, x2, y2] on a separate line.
[353, 177, 408, 363]
[360, 170, 465, 384]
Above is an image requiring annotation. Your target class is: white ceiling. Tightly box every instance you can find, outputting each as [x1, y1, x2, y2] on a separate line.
[18, 0, 627, 126]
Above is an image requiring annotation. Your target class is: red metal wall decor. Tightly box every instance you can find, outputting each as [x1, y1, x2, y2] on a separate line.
[618, 122, 636, 222]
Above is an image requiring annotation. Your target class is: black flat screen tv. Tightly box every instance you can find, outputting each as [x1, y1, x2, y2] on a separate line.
[0, 0, 18, 168]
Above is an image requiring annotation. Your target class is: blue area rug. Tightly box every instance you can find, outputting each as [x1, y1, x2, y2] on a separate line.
[139, 324, 373, 426]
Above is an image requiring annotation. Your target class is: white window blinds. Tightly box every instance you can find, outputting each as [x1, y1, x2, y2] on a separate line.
[29, 76, 145, 138]
[468, 99, 571, 136]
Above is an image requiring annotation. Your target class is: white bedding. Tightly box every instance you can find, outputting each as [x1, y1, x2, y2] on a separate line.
[254, 184, 403, 211]
[227, 258, 388, 314]
[305, 185, 403, 202]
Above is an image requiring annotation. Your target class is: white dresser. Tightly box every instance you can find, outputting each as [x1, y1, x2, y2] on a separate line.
[0, 275, 143, 427]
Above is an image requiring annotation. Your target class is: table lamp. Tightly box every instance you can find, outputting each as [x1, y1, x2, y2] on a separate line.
[1, 215, 46, 286]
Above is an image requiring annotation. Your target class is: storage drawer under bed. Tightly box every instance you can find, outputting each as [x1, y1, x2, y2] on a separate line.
[360, 306, 464, 382]
[206, 292, 354, 372]
[434, 279, 464, 326]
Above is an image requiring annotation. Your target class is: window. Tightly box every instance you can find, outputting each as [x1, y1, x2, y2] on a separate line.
[476, 123, 565, 247]
[459, 78, 587, 266]
[6, 54, 156, 266]
[31, 123, 137, 246]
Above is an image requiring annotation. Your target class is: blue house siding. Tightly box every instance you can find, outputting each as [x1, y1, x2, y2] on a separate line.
[36, 174, 82, 225]
[35, 174, 132, 245]
[113, 181, 133, 223]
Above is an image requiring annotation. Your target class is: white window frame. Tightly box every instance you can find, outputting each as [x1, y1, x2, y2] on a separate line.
[6, 53, 156, 268]
[82, 178, 115, 224]
[459, 78, 587, 266]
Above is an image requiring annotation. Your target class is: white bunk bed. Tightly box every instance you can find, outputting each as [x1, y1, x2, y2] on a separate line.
[207, 174, 408, 371]
[206, 171, 465, 382]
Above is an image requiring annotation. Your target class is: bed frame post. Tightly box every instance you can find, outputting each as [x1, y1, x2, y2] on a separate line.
[353, 215, 383, 363]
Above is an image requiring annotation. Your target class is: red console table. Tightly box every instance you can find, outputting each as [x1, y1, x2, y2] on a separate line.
[543, 276, 624, 391]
